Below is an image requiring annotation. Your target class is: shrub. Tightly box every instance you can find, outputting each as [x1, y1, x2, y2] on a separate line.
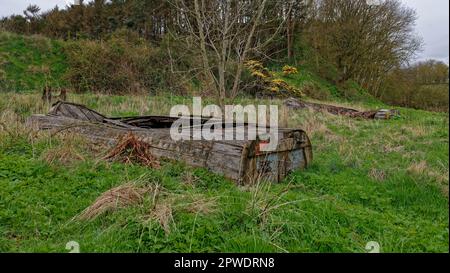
[244, 60, 303, 98]
[64, 31, 148, 94]
[282, 65, 299, 76]
[64, 29, 193, 95]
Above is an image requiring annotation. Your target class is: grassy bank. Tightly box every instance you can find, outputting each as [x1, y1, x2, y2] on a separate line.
[0, 32, 67, 92]
[0, 93, 448, 253]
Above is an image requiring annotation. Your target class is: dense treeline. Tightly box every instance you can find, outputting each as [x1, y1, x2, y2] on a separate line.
[1, 0, 307, 58]
[1, 0, 447, 110]
[303, 0, 421, 96]
[407, 60, 449, 85]
[380, 60, 449, 111]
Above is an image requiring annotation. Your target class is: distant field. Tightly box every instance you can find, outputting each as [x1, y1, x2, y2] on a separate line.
[0, 93, 448, 253]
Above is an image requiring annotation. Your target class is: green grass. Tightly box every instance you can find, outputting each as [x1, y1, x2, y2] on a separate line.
[0, 93, 448, 253]
[0, 32, 67, 92]
[0, 32, 446, 253]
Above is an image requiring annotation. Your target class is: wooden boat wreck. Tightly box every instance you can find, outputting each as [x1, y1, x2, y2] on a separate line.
[284, 98, 400, 120]
[28, 102, 313, 184]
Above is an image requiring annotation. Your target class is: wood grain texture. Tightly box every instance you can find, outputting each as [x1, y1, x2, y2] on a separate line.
[28, 102, 313, 184]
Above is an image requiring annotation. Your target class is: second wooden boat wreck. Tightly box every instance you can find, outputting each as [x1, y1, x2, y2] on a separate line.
[284, 98, 400, 120]
[28, 102, 313, 184]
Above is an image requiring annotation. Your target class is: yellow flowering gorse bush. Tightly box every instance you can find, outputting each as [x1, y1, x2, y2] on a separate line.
[282, 65, 299, 76]
[245, 60, 303, 98]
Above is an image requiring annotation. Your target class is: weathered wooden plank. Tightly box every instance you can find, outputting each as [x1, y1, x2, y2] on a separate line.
[28, 102, 313, 184]
[284, 98, 399, 120]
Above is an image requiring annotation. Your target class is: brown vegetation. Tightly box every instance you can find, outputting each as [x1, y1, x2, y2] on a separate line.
[104, 132, 161, 169]
[77, 182, 159, 220]
[380, 60, 449, 111]
[41, 86, 68, 104]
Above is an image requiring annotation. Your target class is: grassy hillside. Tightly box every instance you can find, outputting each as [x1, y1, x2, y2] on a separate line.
[0, 32, 67, 92]
[0, 93, 448, 253]
[0, 31, 377, 103]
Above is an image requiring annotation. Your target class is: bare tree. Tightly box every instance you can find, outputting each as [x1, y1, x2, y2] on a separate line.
[304, 0, 422, 96]
[171, 0, 296, 106]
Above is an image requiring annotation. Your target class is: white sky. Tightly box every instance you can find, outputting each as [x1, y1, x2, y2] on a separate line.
[403, 0, 449, 64]
[0, 0, 448, 64]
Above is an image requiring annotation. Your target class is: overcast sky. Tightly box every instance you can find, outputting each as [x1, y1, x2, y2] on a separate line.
[0, 0, 449, 64]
